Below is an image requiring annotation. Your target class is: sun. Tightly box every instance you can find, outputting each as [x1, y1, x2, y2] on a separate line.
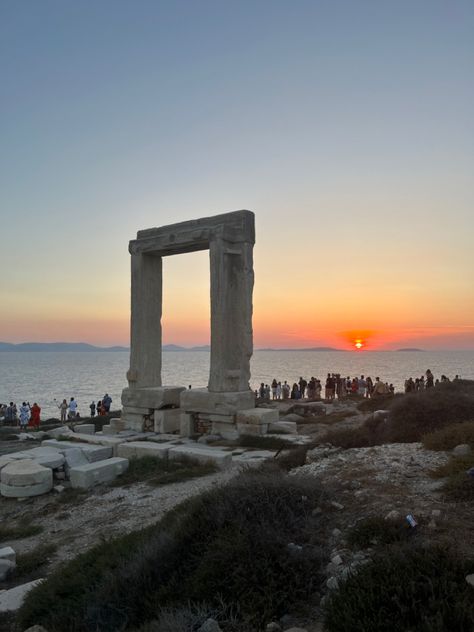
[354, 340, 363, 349]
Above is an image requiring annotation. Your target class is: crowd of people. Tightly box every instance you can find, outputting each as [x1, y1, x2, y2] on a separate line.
[0, 392, 113, 430]
[256, 374, 394, 401]
[256, 369, 454, 402]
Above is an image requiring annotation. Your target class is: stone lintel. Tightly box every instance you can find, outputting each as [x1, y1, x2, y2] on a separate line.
[130, 210, 255, 257]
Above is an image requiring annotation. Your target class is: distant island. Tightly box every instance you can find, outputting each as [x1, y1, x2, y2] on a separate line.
[257, 347, 342, 352]
[396, 348, 425, 352]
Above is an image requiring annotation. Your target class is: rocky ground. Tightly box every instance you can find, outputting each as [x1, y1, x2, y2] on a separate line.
[1, 399, 472, 631]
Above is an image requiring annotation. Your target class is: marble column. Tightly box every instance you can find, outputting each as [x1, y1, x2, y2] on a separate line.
[208, 237, 254, 392]
[128, 253, 163, 388]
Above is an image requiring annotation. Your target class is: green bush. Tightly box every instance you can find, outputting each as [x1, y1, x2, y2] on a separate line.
[19, 469, 327, 632]
[422, 420, 474, 451]
[347, 516, 415, 549]
[385, 380, 474, 443]
[324, 545, 474, 632]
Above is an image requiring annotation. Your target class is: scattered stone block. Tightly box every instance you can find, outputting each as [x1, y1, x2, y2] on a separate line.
[53, 485, 66, 493]
[41, 440, 113, 462]
[168, 445, 232, 469]
[1, 460, 52, 487]
[0, 579, 44, 612]
[210, 420, 239, 439]
[19, 447, 65, 469]
[69, 457, 129, 489]
[0, 547, 16, 564]
[237, 423, 269, 436]
[47, 426, 74, 439]
[0, 559, 16, 581]
[1, 478, 53, 498]
[117, 442, 169, 460]
[268, 421, 297, 434]
[63, 447, 89, 472]
[453, 444, 472, 457]
[74, 424, 95, 435]
[236, 408, 279, 425]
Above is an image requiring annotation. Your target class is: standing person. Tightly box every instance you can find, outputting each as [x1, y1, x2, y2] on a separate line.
[282, 381, 290, 400]
[29, 402, 41, 429]
[102, 393, 112, 413]
[358, 375, 367, 397]
[271, 379, 278, 400]
[5, 402, 17, 425]
[89, 401, 96, 417]
[68, 397, 78, 420]
[58, 399, 68, 423]
[276, 381, 282, 400]
[298, 377, 307, 399]
[366, 376, 374, 397]
[325, 373, 335, 400]
[372, 377, 389, 398]
[19, 402, 30, 431]
[425, 369, 434, 388]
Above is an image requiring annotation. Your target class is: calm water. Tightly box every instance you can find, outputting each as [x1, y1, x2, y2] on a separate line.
[0, 350, 473, 420]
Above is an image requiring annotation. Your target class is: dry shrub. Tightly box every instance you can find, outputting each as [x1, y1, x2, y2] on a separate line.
[384, 380, 474, 443]
[422, 420, 474, 451]
[19, 469, 327, 632]
[324, 545, 474, 632]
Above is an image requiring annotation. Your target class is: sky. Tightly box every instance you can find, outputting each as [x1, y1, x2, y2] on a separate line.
[1, 0, 473, 351]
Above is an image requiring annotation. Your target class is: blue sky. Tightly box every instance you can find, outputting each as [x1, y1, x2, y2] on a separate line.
[1, 1, 473, 348]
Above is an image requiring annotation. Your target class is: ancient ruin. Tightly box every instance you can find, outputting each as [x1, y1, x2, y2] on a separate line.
[120, 210, 261, 437]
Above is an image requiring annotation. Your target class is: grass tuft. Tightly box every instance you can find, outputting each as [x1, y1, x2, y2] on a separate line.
[109, 455, 218, 487]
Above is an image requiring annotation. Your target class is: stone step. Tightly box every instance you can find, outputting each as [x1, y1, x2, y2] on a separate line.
[69, 457, 129, 489]
[168, 445, 232, 469]
[73, 423, 95, 435]
[117, 442, 169, 460]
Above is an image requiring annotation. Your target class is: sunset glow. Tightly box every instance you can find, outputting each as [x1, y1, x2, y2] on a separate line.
[0, 3, 473, 351]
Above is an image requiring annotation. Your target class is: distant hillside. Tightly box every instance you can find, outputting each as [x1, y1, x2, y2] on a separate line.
[0, 342, 129, 352]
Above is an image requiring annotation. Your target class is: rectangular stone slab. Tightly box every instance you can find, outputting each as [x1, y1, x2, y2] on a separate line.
[236, 408, 279, 425]
[41, 440, 112, 462]
[69, 457, 129, 489]
[73, 424, 95, 435]
[168, 445, 232, 469]
[122, 386, 185, 409]
[117, 442, 169, 460]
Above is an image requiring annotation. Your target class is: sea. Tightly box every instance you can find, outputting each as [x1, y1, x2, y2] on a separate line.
[0, 350, 473, 420]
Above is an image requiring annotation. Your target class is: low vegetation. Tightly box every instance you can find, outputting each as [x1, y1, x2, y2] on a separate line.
[15, 543, 57, 578]
[237, 434, 296, 450]
[320, 380, 474, 449]
[18, 469, 327, 632]
[347, 516, 415, 549]
[0, 522, 43, 541]
[430, 454, 474, 501]
[324, 545, 474, 632]
[110, 455, 217, 487]
[422, 420, 474, 451]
